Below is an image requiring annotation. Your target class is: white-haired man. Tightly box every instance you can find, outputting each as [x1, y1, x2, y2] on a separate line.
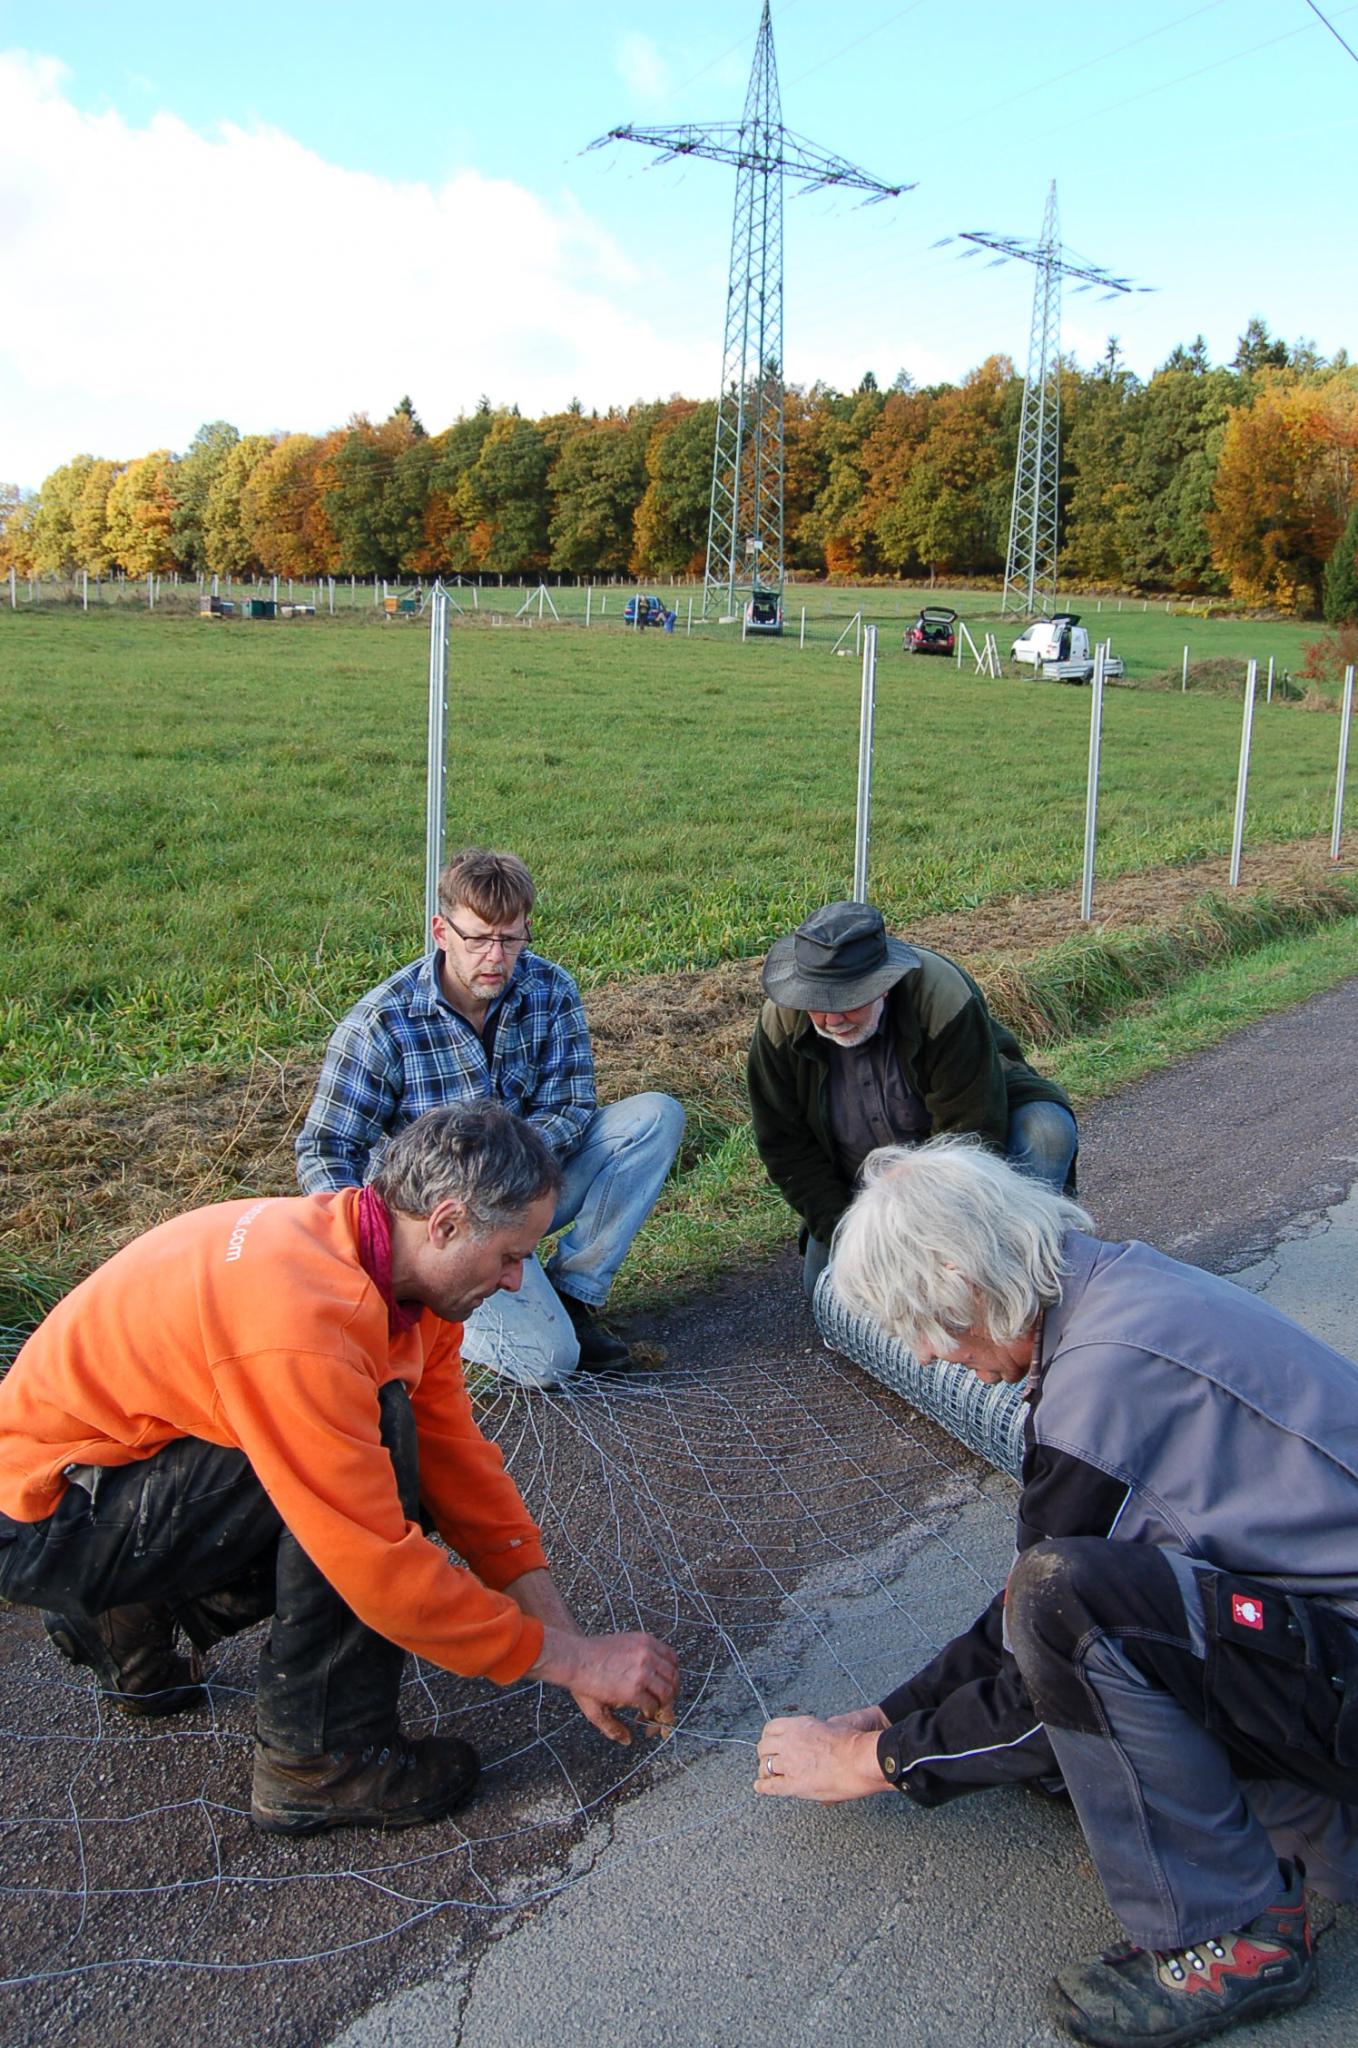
[755, 1138, 1358, 2048]
[0, 1104, 679, 1836]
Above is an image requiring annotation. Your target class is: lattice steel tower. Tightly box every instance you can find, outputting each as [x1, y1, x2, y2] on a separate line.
[1004, 181, 1062, 618]
[945, 182, 1150, 617]
[591, 2, 910, 618]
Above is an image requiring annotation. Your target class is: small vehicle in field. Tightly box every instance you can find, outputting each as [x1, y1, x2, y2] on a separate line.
[624, 593, 674, 628]
[1010, 613, 1124, 684]
[744, 587, 784, 636]
[904, 605, 957, 656]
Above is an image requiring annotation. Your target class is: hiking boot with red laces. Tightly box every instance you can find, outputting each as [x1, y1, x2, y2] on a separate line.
[41, 1605, 205, 1717]
[250, 1733, 481, 1835]
[1051, 1861, 1315, 2046]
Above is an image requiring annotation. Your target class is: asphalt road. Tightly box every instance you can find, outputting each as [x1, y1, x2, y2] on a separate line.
[3, 980, 1356, 2048]
[339, 977, 1358, 2048]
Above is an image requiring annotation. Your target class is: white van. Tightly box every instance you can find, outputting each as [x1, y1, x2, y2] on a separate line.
[1010, 614, 1123, 683]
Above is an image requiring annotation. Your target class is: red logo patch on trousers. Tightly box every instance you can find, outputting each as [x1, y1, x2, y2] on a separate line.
[1231, 1593, 1265, 1629]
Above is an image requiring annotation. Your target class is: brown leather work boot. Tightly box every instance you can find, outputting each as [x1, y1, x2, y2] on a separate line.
[250, 1734, 481, 1836]
[41, 1605, 205, 1716]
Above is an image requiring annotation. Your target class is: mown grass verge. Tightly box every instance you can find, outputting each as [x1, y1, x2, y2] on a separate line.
[612, 880, 1358, 1309]
[4, 879, 1357, 1363]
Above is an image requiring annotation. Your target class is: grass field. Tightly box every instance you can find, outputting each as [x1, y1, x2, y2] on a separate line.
[12, 573, 1329, 686]
[3, 599, 1355, 1328]
[2, 605, 1348, 1107]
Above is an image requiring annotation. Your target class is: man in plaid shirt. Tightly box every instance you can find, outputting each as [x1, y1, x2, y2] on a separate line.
[297, 849, 683, 1387]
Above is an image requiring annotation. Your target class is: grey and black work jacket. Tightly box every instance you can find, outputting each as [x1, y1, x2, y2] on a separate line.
[875, 1230, 1358, 1800]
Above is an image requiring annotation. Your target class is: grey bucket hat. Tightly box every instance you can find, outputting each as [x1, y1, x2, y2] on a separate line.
[761, 902, 920, 1011]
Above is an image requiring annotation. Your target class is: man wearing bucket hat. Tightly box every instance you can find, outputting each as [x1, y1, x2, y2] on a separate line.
[747, 901, 1077, 1297]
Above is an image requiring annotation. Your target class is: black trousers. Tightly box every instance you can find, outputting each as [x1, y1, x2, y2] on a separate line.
[0, 1382, 419, 1755]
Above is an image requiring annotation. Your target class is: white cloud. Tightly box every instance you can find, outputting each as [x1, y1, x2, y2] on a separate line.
[0, 51, 714, 484]
[614, 32, 670, 108]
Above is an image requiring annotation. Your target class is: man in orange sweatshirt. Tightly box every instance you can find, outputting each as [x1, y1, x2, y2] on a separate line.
[0, 1102, 679, 1835]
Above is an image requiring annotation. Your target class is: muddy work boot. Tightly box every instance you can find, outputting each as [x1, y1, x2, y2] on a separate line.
[1051, 1860, 1315, 2046]
[250, 1734, 481, 1836]
[41, 1604, 205, 1717]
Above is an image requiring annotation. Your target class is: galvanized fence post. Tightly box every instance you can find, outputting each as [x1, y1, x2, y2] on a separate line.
[1332, 665, 1355, 864]
[799, 605, 806, 649]
[1228, 659, 1258, 887]
[1182, 645, 1189, 692]
[1080, 642, 1108, 921]
[424, 586, 449, 938]
[853, 626, 878, 902]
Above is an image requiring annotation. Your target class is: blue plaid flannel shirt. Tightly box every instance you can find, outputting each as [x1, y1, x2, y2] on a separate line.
[295, 949, 596, 1192]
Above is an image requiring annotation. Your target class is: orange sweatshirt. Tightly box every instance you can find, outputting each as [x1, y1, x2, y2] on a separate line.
[0, 1191, 548, 1684]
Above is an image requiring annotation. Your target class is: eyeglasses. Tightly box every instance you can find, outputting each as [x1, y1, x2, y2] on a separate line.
[442, 917, 531, 957]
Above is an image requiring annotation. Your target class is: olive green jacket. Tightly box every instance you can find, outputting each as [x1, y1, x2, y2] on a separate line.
[746, 949, 1072, 1245]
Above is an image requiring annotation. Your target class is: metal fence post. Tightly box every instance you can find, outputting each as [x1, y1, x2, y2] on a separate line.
[1228, 659, 1258, 887]
[799, 605, 806, 649]
[1266, 655, 1274, 705]
[1332, 665, 1355, 864]
[1182, 645, 1189, 692]
[853, 626, 878, 902]
[1080, 643, 1107, 921]
[424, 586, 449, 937]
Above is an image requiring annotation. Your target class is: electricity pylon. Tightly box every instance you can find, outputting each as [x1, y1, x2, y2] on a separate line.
[590, 2, 911, 618]
[938, 182, 1151, 616]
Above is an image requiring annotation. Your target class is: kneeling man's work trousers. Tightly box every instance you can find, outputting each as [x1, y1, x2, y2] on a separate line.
[0, 1382, 419, 1757]
[880, 1536, 1358, 1952]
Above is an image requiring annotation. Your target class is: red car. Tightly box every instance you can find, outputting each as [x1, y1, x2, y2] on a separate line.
[904, 605, 957, 655]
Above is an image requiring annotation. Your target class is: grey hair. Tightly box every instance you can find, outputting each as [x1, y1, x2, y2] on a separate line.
[829, 1136, 1092, 1352]
[371, 1103, 561, 1232]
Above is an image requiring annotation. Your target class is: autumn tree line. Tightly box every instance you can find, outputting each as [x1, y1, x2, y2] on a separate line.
[4, 321, 1357, 619]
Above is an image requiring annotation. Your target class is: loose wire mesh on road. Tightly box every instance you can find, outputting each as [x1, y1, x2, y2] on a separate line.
[0, 1341, 1012, 2018]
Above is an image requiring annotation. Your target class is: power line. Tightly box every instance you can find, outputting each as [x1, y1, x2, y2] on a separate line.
[1303, 0, 1358, 64]
[1052, 1, 1358, 131]
[662, 0, 806, 103]
[783, 0, 932, 88]
[919, 0, 1233, 133]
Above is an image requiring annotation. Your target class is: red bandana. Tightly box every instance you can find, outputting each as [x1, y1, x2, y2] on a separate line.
[357, 1186, 423, 1336]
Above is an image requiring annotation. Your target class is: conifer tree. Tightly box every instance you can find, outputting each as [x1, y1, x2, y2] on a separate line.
[1324, 499, 1358, 625]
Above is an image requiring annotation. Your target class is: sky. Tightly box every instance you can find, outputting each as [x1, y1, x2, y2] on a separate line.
[2, 0, 1356, 488]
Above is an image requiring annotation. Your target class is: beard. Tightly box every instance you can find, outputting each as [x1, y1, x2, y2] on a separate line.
[810, 998, 884, 1049]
